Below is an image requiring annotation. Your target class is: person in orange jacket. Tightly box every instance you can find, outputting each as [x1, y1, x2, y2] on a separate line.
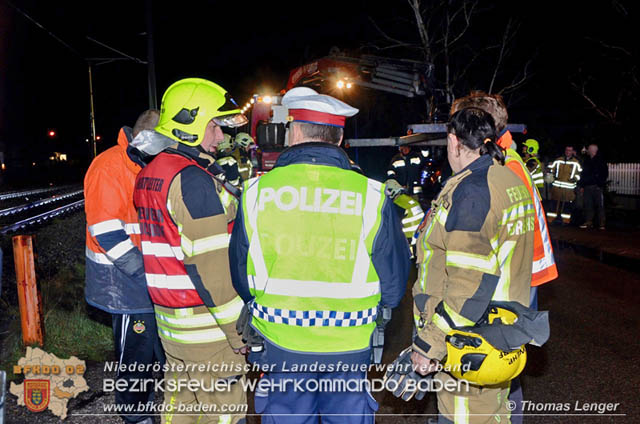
[84, 110, 164, 424]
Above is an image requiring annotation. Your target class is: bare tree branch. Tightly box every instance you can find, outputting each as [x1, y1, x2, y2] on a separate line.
[364, 42, 421, 52]
[585, 36, 632, 57]
[367, 0, 533, 118]
[407, 0, 432, 62]
[447, 0, 478, 46]
[451, 45, 497, 93]
[499, 58, 533, 95]
[569, 76, 620, 124]
[488, 18, 515, 93]
[367, 16, 412, 48]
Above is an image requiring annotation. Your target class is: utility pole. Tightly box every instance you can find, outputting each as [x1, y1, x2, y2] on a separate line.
[86, 38, 150, 160]
[88, 63, 97, 160]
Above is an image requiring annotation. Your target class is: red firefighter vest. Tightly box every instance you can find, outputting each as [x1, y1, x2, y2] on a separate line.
[133, 152, 209, 308]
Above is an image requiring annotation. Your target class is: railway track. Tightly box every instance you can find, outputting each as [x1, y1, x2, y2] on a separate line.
[0, 186, 84, 235]
[0, 184, 78, 202]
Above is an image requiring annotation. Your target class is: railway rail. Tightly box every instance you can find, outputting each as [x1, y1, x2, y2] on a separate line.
[0, 187, 84, 235]
[0, 185, 77, 202]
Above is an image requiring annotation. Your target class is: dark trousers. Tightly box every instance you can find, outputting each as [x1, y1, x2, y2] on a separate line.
[255, 371, 377, 424]
[112, 313, 165, 423]
[583, 185, 605, 227]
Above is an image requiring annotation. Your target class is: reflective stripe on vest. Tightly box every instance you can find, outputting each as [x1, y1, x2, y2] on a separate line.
[86, 221, 141, 264]
[88, 219, 140, 236]
[241, 163, 385, 353]
[552, 180, 577, 189]
[505, 150, 557, 286]
[154, 306, 225, 344]
[134, 152, 228, 308]
[531, 159, 544, 188]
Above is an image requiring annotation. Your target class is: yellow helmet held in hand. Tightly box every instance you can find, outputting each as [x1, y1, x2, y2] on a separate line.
[523, 139, 539, 155]
[444, 305, 527, 386]
[155, 78, 247, 146]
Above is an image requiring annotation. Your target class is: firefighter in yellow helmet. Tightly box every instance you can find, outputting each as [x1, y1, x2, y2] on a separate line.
[232, 132, 255, 181]
[215, 134, 242, 187]
[385, 108, 549, 423]
[522, 139, 544, 190]
[133, 78, 248, 424]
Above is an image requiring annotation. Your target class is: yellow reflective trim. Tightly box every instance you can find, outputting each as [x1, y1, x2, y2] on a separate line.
[443, 302, 475, 327]
[454, 396, 469, 424]
[419, 217, 437, 291]
[181, 233, 230, 257]
[500, 200, 535, 226]
[209, 295, 244, 324]
[431, 312, 452, 333]
[492, 240, 517, 301]
[155, 310, 216, 329]
[157, 323, 226, 344]
[413, 314, 422, 328]
[490, 234, 499, 251]
[446, 251, 498, 274]
[165, 371, 178, 424]
[435, 207, 448, 225]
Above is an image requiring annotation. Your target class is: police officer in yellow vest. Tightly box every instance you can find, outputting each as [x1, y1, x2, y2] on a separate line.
[229, 87, 411, 423]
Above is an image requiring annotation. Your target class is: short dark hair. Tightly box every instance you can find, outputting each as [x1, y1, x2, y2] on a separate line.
[133, 109, 160, 138]
[294, 122, 343, 145]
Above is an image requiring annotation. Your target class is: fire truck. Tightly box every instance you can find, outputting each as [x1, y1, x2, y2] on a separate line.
[246, 50, 525, 175]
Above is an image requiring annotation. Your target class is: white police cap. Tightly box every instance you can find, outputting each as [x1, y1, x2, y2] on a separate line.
[282, 87, 358, 128]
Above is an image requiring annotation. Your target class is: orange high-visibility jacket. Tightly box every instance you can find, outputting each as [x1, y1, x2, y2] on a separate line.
[499, 131, 558, 286]
[84, 127, 153, 313]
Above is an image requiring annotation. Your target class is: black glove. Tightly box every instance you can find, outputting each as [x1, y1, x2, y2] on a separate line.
[236, 302, 264, 352]
[384, 347, 433, 401]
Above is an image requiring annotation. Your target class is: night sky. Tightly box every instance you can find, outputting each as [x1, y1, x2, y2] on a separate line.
[0, 0, 637, 177]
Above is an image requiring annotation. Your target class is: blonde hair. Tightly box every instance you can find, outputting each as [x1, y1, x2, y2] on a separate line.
[133, 109, 160, 138]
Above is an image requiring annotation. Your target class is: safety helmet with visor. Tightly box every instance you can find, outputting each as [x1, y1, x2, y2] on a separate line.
[235, 132, 254, 149]
[155, 78, 247, 147]
[523, 139, 539, 155]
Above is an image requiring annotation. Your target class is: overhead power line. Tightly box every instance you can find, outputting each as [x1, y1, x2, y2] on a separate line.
[6, 0, 83, 58]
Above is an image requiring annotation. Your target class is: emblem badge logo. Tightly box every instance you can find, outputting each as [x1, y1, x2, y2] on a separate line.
[24, 379, 50, 412]
[133, 320, 146, 334]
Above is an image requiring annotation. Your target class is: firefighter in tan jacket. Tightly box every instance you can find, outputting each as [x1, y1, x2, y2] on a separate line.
[410, 108, 540, 423]
[133, 78, 249, 424]
[548, 145, 582, 224]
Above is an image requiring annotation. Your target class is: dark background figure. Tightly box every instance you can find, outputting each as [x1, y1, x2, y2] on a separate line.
[547, 145, 582, 225]
[579, 143, 608, 229]
[385, 146, 432, 204]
